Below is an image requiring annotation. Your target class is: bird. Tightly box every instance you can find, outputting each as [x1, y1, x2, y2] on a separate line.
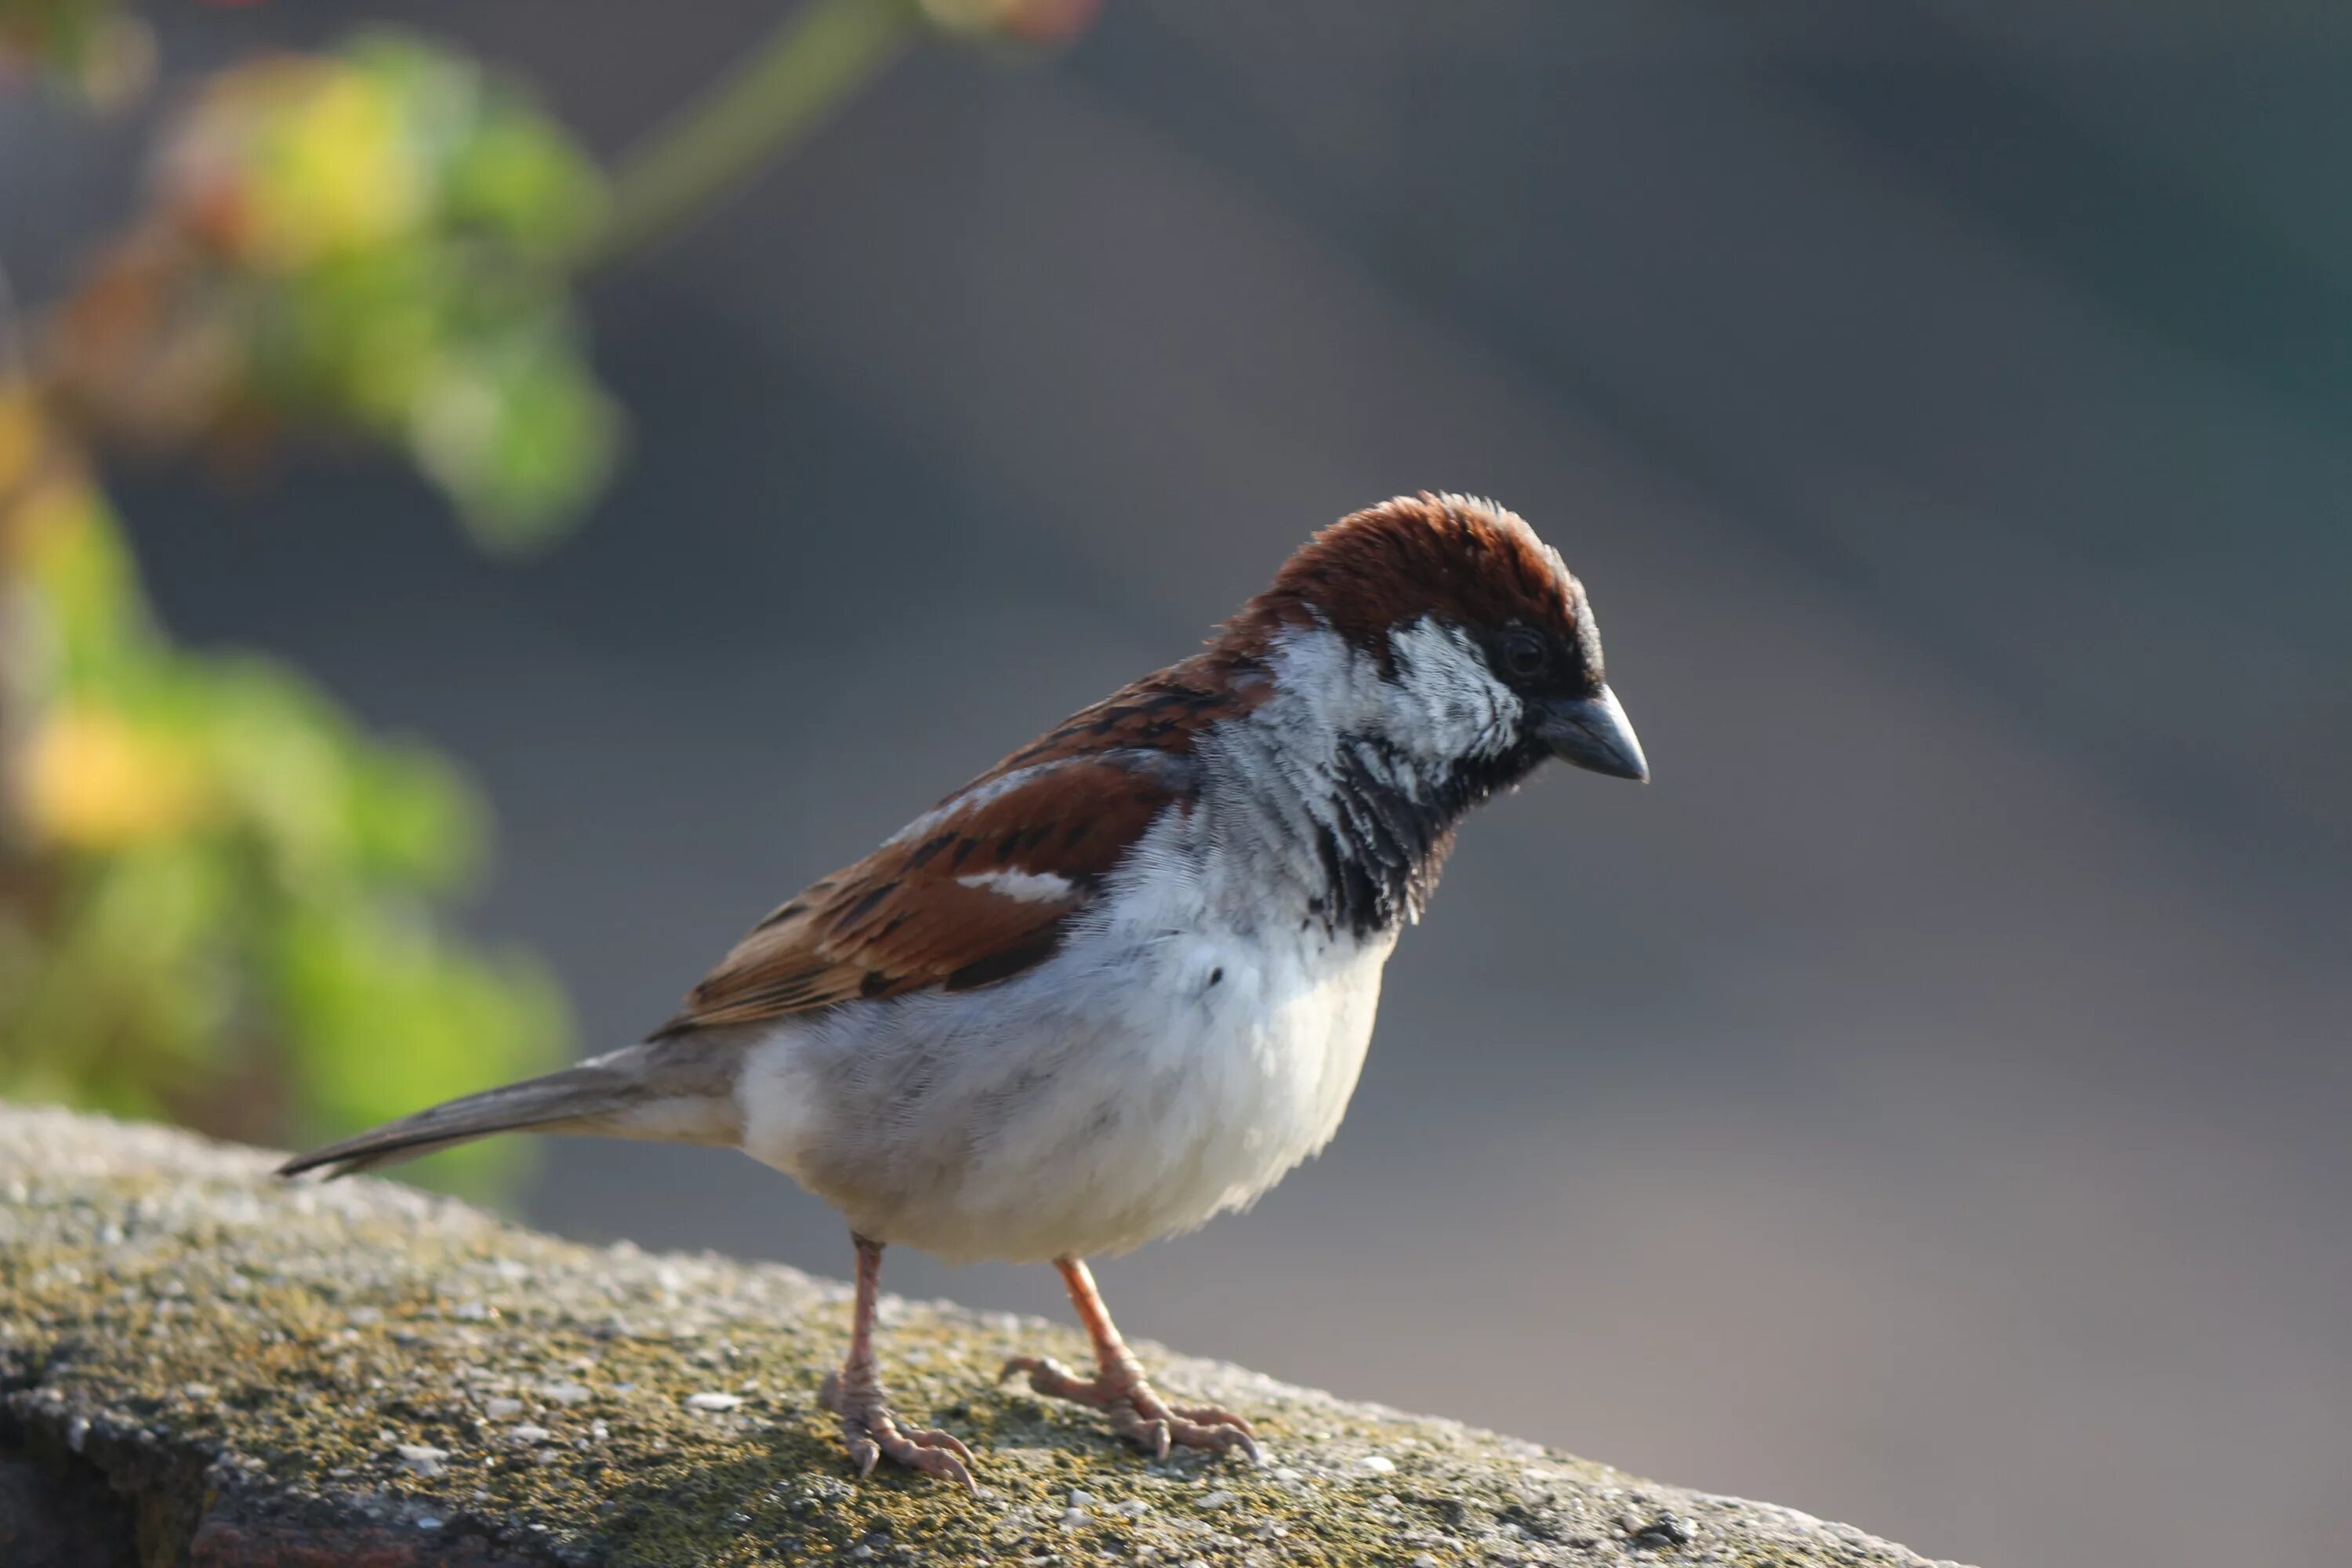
[278, 492, 1649, 1492]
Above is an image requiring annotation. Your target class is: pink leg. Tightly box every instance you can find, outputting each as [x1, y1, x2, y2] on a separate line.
[818, 1233, 976, 1492]
[1001, 1258, 1262, 1463]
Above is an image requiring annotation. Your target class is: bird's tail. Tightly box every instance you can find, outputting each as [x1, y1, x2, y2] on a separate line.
[274, 1040, 740, 1180]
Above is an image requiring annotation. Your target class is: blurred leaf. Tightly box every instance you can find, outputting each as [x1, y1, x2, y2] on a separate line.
[411, 327, 618, 551]
[270, 246, 455, 429]
[445, 102, 608, 255]
[342, 740, 485, 893]
[238, 64, 427, 270]
[18, 700, 211, 849]
[2, 841, 237, 1122]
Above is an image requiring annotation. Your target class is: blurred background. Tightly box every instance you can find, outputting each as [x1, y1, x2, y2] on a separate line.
[3, 4, 2348, 1566]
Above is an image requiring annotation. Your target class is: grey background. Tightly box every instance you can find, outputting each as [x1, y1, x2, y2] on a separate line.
[7, 5, 2350, 1566]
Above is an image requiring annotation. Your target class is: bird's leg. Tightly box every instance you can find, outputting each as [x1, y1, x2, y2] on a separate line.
[818, 1232, 976, 1492]
[1001, 1257, 1262, 1463]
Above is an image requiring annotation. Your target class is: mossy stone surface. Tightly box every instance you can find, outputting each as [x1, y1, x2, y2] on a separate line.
[0, 1105, 1967, 1567]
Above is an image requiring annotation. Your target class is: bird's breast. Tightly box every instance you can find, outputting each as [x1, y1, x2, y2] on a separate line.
[732, 854, 1397, 1264]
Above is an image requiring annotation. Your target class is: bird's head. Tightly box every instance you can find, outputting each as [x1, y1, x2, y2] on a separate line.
[1223, 492, 1648, 792]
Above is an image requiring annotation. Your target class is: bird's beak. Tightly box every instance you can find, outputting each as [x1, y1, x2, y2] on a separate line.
[1539, 685, 1649, 782]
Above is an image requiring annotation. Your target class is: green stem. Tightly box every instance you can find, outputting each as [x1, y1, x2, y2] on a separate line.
[579, 0, 926, 272]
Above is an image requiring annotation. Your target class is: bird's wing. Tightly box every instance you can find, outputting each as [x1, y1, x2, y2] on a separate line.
[653, 750, 1190, 1036]
[655, 644, 1274, 1037]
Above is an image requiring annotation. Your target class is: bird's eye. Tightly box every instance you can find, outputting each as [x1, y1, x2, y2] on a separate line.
[1501, 630, 1548, 679]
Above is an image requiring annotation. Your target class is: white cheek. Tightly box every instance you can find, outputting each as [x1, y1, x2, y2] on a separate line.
[1258, 619, 1519, 761]
[1383, 619, 1521, 762]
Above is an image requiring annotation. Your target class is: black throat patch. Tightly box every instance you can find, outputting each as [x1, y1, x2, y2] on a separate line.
[1307, 735, 1548, 938]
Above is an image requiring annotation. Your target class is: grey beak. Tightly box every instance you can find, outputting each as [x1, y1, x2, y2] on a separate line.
[1541, 685, 1649, 782]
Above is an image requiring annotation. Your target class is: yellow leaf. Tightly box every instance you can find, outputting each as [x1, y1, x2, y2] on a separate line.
[256, 71, 424, 265]
[16, 704, 212, 851]
[176, 63, 426, 271]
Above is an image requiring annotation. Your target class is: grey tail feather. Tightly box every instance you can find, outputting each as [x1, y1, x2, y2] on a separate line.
[275, 1059, 638, 1181]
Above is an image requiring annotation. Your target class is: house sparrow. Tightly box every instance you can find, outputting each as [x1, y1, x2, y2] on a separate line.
[280, 492, 1647, 1490]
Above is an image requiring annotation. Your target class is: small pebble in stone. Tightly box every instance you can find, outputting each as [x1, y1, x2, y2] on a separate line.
[508, 1424, 553, 1445]
[1356, 1454, 1397, 1474]
[416, 1517, 442, 1531]
[1411, 1557, 1442, 1568]
[1629, 1515, 1695, 1549]
[483, 1398, 525, 1421]
[1061, 1508, 1089, 1528]
[684, 1392, 745, 1411]
[394, 1444, 448, 1478]
[542, 1381, 592, 1406]
[1113, 1499, 1151, 1517]
[1069, 1489, 1097, 1507]
[1197, 1490, 1239, 1509]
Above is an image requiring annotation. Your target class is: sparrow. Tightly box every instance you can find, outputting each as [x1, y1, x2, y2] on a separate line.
[280, 492, 1648, 1491]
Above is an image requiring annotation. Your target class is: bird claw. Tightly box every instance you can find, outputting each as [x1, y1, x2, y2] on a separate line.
[1168, 1405, 1261, 1462]
[824, 1369, 978, 1493]
[1002, 1352, 1263, 1465]
[1109, 1410, 1173, 1461]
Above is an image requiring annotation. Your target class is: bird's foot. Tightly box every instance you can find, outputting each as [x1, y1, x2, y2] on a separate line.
[1000, 1353, 1262, 1463]
[820, 1369, 977, 1494]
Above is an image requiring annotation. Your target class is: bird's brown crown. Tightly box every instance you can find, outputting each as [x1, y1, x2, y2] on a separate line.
[1225, 492, 1601, 687]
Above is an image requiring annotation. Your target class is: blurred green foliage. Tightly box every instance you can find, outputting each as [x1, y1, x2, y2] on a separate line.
[0, 390, 571, 1193]
[2, 27, 608, 1197]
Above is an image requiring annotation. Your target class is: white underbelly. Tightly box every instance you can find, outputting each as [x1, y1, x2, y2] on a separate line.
[735, 922, 1394, 1264]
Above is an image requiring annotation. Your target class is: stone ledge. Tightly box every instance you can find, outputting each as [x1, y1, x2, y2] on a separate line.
[0, 1104, 1968, 1567]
